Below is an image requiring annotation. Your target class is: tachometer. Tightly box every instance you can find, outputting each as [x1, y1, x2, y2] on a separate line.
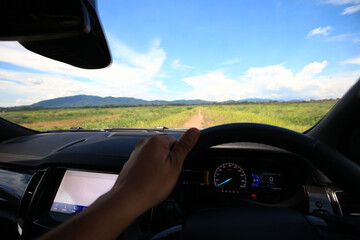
[213, 163, 247, 193]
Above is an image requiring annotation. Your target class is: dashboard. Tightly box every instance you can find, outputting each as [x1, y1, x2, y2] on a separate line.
[0, 130, 357, 239]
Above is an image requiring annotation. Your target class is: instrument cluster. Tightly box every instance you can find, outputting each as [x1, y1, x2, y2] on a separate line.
[181, 149, 306, 204]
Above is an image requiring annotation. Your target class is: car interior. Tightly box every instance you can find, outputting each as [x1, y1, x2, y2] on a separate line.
[0, 0, 359, 239]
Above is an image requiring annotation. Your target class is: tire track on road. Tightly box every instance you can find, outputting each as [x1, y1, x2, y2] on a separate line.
[182, 109, 204, 128]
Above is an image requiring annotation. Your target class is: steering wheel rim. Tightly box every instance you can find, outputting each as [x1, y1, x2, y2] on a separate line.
[150, 123, 360, 240]
[189, 123, 360, 200]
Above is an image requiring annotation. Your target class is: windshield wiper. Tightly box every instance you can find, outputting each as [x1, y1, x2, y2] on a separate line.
[43, 126, 187, 133]
[104, 126, 169, 132]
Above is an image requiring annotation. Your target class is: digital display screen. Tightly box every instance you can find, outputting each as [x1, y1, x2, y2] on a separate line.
[251, 172, 281, 190]
[50, 170, 118, 214]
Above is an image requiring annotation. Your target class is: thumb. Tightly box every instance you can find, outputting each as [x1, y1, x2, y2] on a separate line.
[171, 128, 200, 166]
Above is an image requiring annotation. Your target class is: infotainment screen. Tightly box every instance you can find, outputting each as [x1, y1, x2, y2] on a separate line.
[50, 170, 118, 214]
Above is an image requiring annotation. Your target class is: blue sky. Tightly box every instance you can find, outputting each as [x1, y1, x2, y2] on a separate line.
[0, 0, 360, 106]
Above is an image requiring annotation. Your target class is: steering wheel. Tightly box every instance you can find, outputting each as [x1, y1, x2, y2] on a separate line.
[151, 123, 360, 240]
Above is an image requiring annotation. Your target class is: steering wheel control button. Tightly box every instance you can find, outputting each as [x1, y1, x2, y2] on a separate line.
[315, 201, 323, 208]
[305, 186, 334, 216]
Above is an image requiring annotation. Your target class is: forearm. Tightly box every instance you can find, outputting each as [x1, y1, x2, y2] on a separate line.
[39, 128, 200, 240]
[39, 187, 144, 240]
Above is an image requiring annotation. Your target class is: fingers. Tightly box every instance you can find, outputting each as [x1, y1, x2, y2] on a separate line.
[147, 135, 177, 150]
[135, 139, 147, 148]
[135, 135, 176, 151]
[171, 128, 200, 166]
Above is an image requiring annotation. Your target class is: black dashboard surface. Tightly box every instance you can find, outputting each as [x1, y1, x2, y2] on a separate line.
[0, 130, 357, 239]
[0, 131, 174, 169]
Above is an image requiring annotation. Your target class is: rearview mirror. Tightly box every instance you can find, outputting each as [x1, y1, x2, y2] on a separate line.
[0, 0, 90, 41]
[0, 0, 111, 69]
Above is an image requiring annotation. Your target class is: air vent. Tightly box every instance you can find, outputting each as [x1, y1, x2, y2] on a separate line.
[335, 191, 360, 217]
[17, 170, 46, 235]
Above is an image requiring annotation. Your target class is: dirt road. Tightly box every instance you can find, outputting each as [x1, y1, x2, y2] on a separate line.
[183, 109, 204, 129]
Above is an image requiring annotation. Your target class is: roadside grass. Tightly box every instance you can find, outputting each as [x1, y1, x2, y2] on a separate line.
[0, 101, 337, 132]
[200, 101, 336, 132]
[0, 108, 115, 124]
[79, 106, 198, 129]
[0, 106, 197, 131]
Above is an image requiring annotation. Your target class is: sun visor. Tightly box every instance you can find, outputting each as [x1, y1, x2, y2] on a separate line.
[0, 0, 111, 69]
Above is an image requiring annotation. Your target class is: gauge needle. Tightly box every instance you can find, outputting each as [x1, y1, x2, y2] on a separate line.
[217, 178, 232, 186]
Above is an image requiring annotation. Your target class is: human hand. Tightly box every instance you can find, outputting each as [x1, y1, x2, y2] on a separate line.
[39, 128, 200, 240]
[111, 128, 200, 213]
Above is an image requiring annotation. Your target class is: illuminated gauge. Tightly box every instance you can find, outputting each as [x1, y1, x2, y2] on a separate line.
[213, 163, 247, 192]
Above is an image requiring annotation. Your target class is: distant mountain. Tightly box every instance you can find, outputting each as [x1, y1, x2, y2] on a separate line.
[29, 95, 213, 108]
[222, 98, 274, 103]
[0, 95, 336, 109]
[239, 98, 275, 102]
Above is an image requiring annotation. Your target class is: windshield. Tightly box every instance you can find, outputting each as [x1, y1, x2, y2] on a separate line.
[0, 0, 359, 132]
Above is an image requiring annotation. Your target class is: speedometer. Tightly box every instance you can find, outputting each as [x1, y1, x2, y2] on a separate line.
[213, 163, 247, 193]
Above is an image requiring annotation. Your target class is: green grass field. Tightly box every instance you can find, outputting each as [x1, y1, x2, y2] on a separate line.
[0, 101, 337, 132]
[200, 101, 335, 132]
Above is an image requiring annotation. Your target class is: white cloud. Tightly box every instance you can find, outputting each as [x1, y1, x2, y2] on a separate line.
[342, 3, 360, 14]
[0, 39, 168, 106]
[341, 56, 360, 64]
[0, 70, 111, 104]
[171, 59, 193, 70]
[221, 58, 241, 66]
[325, 0, 360, 5]
[182, 70, 255, 101]
[180, 61, 358, 101]
[326, 33, 357, 42]
[309, 32, 360, 43]
[0, 42, 358, 107]
[307, 26, 333, 38]
[295, 61, 328, 81]
[306, 28, 359, 43]
[109, 37, 165, 78]
[324, 0, 360, 15]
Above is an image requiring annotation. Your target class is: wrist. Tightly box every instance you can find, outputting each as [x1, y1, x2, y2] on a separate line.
[103, 185, 149, 219]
